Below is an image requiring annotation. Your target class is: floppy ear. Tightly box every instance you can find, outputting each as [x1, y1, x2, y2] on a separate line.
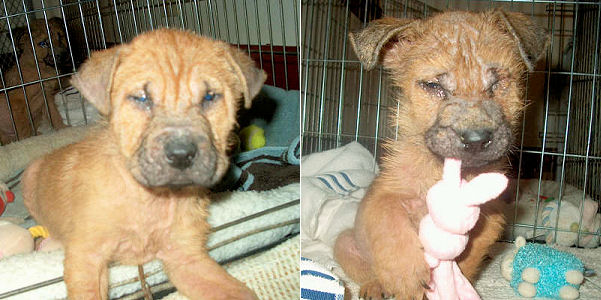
[47, 17, 66, 34]
[492, 10, 550, 71]
[224, 46, 267, 109]
[48, 17, 64, 27]
[10, 26, 27, 49]
[70, 46, 121, 115]
[349, 17, 417, 71]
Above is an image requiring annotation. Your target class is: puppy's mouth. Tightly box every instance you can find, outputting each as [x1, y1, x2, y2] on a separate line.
[131, 131, 223, 188]
[43, 50, 69, 72]
[425, 124, 512, 168]
[424, 99, 513, 168]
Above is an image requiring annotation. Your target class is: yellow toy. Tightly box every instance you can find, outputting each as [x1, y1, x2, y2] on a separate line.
[239, 124, 266, 151]
[0, 222, 61, 259]
[29, 225, 50, 238]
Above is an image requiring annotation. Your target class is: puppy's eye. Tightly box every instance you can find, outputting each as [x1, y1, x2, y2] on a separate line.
[487, 79, 501, 97]
[38, 41, 49, 48]
[418, 81, 448, 99]
[128, 92, 153, 109]
[203, 91, 219, 101]
[131, 95, 148, 103]
[201, 91, 221, 109]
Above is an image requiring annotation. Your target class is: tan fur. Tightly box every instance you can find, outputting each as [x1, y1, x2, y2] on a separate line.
[0, 18, 69, 144]
[22, 29, 266, 299]
[334, 10, 548, 299]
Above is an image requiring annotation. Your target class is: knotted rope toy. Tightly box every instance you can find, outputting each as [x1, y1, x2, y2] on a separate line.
[419, 158, 508, 300]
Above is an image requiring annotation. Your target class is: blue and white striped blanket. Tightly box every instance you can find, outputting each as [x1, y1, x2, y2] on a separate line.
[301, 257, 345, 300]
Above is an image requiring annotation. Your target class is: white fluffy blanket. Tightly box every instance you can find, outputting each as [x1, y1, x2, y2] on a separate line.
[0, 183, 299, 299]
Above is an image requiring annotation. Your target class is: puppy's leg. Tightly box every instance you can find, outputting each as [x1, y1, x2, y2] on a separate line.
[161, 247, 257, 300]
[12, 102, 34, 140]
[44, 88, 66, 129]
[63, 244, 110, 300]
[334, 230, 392, 299]
[458, 201, 505, 280]
[348, 189, 430, 300]
[0, 133, 11, 145]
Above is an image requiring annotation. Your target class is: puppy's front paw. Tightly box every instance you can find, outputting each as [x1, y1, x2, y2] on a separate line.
[359, 280, 392, 300]
[391, 261, 430, 300]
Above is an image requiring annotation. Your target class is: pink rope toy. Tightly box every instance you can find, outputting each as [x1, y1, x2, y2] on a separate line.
[419, 158, 508, 300]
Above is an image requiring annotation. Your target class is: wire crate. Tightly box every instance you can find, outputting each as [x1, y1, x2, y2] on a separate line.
[301, 0, 601, 247]
[1, 0, 299, 145]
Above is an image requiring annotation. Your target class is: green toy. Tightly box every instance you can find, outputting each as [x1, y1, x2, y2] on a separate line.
[239, 124, 266, 151]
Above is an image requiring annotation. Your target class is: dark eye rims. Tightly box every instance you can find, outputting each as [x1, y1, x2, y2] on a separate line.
[128, 84, 153, 110]
[418, 80, 448, 99]
[201, 81, 222, 109]
[203, 90, 218, 102]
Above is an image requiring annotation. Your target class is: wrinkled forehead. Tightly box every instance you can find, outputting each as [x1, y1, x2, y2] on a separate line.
[111, 41, 237, 97]
[411, 19, 519, 84]
[126, 36, 232, 73]
[30, 20, 63, 36]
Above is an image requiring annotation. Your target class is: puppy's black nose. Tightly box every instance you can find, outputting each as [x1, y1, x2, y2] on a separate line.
[460, 129, 492, 153]
[164, 139, 197, 170]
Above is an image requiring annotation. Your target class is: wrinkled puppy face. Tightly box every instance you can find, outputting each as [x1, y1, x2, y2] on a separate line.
[15, 18, 70, 73]
[350, 11, 549, 168]
[72, 29, 265, 187]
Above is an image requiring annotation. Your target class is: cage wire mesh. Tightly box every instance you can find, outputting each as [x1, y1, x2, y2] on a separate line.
[1, 0, 299, 145]
[301, 0, 601, 247]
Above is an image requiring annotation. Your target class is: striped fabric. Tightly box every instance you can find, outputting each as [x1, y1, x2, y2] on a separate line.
[300, 257, 345, 300]
[313, 172, 360, 196]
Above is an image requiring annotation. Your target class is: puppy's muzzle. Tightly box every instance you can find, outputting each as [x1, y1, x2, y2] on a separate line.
[425, 99, 512, 168]
[134, 127, 219, 188]
[164, 137, 198, 170]
[459, 129, 493, 153]
[43, 48, 70, 72]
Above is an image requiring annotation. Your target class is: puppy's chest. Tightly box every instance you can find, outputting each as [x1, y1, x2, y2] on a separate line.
[112, 198, 178, 264]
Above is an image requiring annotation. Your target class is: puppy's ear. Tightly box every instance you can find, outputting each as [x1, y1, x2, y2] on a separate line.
[224, 47, 267, 109]
[349, 17, 417, 70]
[10, 26, 27, 49]
[47, 17, 65, 30]
[71, 46, 121, 115]
[492, 10, 550, 71]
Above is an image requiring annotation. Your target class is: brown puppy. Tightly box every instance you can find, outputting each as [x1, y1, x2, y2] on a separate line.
[0, 17, 69, 144]
[334, 10, 548, 299]
[22, 29, 265, 299]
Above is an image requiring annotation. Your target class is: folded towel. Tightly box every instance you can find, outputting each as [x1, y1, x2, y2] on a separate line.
[300, 142, 377, 268]
[53, 86, 100, 127]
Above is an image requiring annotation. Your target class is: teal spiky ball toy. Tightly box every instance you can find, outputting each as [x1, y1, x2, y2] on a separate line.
[501, 236, 585, 299]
